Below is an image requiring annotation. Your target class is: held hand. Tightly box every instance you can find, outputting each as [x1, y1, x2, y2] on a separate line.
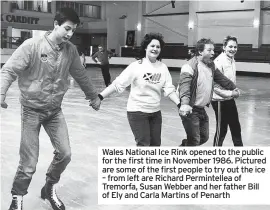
[89, 97, 101, 111]
[179, 104, 192, 117]
[1, 94, 8, 109]
[231, 89, 240, 98]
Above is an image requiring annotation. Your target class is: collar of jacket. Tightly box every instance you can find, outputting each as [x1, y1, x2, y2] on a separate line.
[44, 31, 64, 51]
[221, 52, 235, 63]
[185, 56, 215, 107]
[188, 56, 216, 72]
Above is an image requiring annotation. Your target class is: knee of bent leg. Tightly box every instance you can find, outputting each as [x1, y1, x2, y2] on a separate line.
[18, 158, 39, 177]
[64, 151, 71, 163]
[59, 150, 71, 164]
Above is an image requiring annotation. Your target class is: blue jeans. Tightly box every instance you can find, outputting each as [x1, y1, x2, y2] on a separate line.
[11, 106, 71, 195]
[127, 111, 162, 146]
[180, 106, 209, 146]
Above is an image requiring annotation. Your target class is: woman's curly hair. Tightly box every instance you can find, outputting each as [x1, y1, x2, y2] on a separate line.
[137, 32, 165, 62]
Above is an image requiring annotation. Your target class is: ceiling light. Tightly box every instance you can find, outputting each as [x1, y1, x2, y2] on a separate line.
[253, 19, 259, 28]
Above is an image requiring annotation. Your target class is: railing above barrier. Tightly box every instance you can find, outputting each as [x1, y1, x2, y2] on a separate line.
[120, 44, 270, 63]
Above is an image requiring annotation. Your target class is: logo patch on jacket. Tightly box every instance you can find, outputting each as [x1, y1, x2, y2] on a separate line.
[143, 73, 161, 84]
[41, 54, 48, 62]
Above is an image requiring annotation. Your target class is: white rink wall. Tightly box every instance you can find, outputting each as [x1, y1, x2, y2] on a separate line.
[1, 54, 269, 74]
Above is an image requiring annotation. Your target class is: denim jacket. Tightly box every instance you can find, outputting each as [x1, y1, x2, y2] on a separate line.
[1, 32, 97, 110]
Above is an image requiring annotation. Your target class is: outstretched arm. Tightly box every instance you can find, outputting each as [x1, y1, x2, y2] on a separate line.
[162, 66, 180, 106]
[213, 84, 233, 98]
[178, 64, 194, 116]
[178, 64, 194, 106]
[1, 39, 32, 108]
[69, 47, 100, 110]
[99, 85, 116, 99]
[168, 92, 180, 106]
[214, 68, 236, 90]
[99, 63, 134, 100]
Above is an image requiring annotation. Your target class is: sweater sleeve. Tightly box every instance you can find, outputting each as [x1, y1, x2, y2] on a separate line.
[1, 38, 33, 95]
[111, 62, 134, 93]
[162, 65, 176, 97]
[213, 85, 233, 98]
[179, 64, 194, 105]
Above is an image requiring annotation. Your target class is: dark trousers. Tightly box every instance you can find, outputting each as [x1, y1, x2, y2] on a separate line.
[180, 107, 209, 146]
[100, 64, 111, 87]
[11, 106, 71, 195]
[211, 99, 243, 146]
[127, 111, 162, 146]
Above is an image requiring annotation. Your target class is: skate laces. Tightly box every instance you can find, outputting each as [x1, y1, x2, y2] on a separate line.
[50, 185, 62, 207]
[12, 195, 23, 210]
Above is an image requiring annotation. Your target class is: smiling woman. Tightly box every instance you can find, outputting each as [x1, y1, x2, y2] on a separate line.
[211, 35, 243, 147]
[98, 32, 181, 147]
[137, 33, 165, 62]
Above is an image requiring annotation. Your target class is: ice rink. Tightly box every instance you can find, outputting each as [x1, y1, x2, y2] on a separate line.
[1, 66, 270, 210]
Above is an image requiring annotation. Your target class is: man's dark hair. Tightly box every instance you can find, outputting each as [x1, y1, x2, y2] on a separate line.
[137, 32, 165, 61]
[223, 35, 238, 47]
[195, 38, 215, 56]
[54, 7, 80, 26]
